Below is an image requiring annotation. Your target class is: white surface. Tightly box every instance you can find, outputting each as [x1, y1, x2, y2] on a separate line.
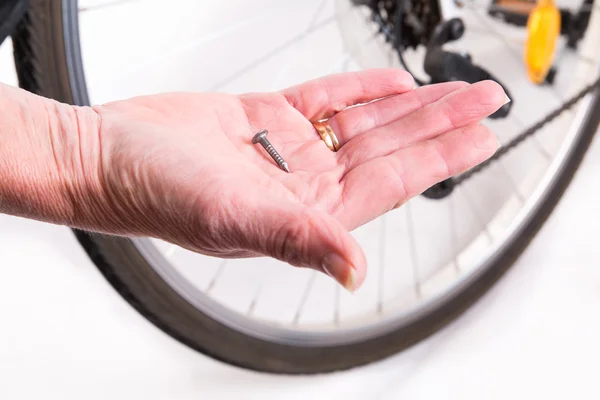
[1, 2, 600, 398]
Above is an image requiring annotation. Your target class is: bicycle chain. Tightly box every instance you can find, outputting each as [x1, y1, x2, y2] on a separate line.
[453, 76, 600, 186]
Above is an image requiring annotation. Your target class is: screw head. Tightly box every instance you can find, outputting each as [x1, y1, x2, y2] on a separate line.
[252, 129, 268, 144]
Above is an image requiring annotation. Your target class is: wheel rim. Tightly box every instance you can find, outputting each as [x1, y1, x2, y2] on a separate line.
[75, 0, 600, 345]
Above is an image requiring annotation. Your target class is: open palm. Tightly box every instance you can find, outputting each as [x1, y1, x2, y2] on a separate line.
[91, 69, 506, 291]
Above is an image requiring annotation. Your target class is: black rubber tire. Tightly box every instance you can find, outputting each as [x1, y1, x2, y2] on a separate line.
[12, 0, 600, 374]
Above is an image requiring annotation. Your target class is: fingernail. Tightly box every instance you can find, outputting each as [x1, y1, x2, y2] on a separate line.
[503, 93, 511, 105]
[322, 253, 357, 292]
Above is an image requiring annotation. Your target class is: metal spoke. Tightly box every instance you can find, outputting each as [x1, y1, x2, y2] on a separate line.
[498, 163, 525, 203]
[334, 284, 341, 325]
[120, 11, 277, 79]
[533, 138, 553, 161]
[405, 202, 421, 297]
[210, 11, 348, 91]
[292, 271, 317, 325]
[512, 114, 553, 161]
[467, 8, 525, 59]
[327, 32, 378, 73]
[463, 5, 521, 44]
[458, 187, 493, 243]
[270, 0, 331, 90]
[449, 197, 461, 272]
[246, 286, 261, 316]
[205, 259, 228, 293]
[377, 215, 386, 314]
[308, 0, 332, 27]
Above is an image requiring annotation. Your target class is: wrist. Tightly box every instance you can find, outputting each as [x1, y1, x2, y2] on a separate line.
[0, 83, 104, 228]
[45, 98, 107, 228]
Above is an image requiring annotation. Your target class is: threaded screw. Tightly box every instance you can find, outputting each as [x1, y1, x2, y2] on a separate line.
[252, 130, 290, 173]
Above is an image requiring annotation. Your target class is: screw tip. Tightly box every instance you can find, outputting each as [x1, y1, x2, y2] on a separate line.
[281, 162, 290, 173]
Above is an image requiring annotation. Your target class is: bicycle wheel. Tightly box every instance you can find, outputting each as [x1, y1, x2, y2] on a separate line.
[12, 0, 600, 373]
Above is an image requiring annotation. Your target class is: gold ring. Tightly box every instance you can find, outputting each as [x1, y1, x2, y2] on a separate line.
[312, 121, 340, 152]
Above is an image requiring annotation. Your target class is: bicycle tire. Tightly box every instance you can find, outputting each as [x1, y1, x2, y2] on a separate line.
[12, 0, 600, 374]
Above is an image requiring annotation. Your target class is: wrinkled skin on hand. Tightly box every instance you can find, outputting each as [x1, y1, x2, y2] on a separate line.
[86, 69, 506, 291]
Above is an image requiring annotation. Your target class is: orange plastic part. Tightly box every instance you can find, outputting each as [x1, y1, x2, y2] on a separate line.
[524, 0, 561, 84]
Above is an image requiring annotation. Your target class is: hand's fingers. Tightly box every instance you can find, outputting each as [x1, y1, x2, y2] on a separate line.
[335, 124, 499, 229]
[281, 69, 414, 121]
[239, 196, 367, 291]
[327, 81, 469, 145]
[337, 80, 508, 171]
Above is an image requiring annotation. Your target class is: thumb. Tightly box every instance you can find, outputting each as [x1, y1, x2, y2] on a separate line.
[242, 198, 367, 292]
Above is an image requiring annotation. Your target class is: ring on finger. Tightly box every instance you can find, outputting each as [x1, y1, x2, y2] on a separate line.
[312, 120, 340, 152]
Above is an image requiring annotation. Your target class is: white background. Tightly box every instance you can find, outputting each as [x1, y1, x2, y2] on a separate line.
[1, 5, 600, 398]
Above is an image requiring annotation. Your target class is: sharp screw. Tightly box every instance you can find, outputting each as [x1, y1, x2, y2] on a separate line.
[252, 129, 290, 173]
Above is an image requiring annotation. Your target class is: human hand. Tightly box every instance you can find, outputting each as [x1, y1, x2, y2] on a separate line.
[80, 69, 507, 291]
